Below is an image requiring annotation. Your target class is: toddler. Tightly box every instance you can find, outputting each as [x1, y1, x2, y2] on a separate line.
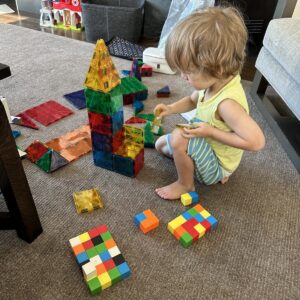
[154, 6, 265, 200]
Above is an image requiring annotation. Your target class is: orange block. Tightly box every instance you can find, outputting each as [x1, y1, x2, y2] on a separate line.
[144, 209, 159, 225]
[140, 210, 160, 234]
[174, 226, 186, 240]
[194, 204, 205, 213]
[72, 244, 85, 255]
[104, 238, 116, 249]
[96, 264, 106, 275]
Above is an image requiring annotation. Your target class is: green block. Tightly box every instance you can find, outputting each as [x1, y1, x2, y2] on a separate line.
[157, 126, 164, 136]
[136, 113, 155, 122]
[180, 232, 193, 248]
[86, 247, 98, 259]
[95, 243, 107, 254]
[36, 150, 51, 172]
[87, 277, 102, 295]
[101, 231, 112, 241]
[108, 267, 122, 285]
[188, 208, 198, 217]
[85, 85, 123, 116]
[121, 77, 147, 94]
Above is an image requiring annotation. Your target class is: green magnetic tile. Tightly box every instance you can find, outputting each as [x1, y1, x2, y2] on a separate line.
[87, 277, 102, 295]
[86, 247, 98, 258]
[188, 208, 198, 217]
[180, 232, 193, 248]
[95, 243, 107, 254]
[136, 114, 155, 122]
[108, 267, 122, 285]
[121, 77, 147, 94]
[101, 231, 112, 241]
[36, 150, 51, 172]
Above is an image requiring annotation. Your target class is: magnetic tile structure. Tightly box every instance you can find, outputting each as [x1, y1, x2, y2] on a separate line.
[69, 225, 131, 295]
[134, 209, 160, 234]
[168, 204, 218, 248]
[63, 89, 86, 109]
[73, 188, 104, 214]
[121, 76, 148, 105]
[130, 58, 141, 81]
[181, 192, 199, 206]
[84, 39, 145, 177]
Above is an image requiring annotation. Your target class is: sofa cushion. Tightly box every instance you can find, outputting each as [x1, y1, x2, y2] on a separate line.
[263, 18, 300, 86]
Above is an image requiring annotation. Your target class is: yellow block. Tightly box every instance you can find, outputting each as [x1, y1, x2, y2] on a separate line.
[98, 272, 112, 290]
[181, 193, 192, 206]
[194, 223, 206, 238]
[200, 210, 211, 219]
[167, 215, 186, 234]
[79, 232, 90, 243]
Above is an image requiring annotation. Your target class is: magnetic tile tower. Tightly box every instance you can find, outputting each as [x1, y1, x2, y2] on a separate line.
[84, 39, 144, 177]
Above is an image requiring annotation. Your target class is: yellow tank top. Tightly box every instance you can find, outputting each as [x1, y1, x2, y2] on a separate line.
[195, 75, 249, 172]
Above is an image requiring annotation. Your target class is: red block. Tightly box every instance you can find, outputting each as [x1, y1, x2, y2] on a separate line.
[96, 225, 109, 235]
[103, 258, 116, 271]
[200, 219, 212, 232]
[182, 219, 199, 241]
[82, 239, 94, 250]
[88, 227, 99, 239]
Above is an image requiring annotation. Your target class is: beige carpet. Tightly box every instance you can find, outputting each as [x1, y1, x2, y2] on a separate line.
[0, 24, 299, 300]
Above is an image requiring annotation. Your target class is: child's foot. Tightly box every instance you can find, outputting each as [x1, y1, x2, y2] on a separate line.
[155, 181, 194, 200]
[220, 176, 229, 184]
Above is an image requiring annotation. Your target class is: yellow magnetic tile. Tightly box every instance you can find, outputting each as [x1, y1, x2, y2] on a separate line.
[79, 232, 90, 243]
[194, 223, 206, 238]
[73, 188, 104, 214]
[98, 272, 112, 290]
[200, 210, 211, 219]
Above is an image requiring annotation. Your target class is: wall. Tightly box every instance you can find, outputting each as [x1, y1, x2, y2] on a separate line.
[293, 0, 300, 16]
[16, 0, 40, 15]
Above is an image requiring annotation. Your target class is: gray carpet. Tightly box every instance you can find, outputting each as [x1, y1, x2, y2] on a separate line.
[0, 24, 299, 300]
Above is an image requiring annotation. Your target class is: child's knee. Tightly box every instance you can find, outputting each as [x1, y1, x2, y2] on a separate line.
[171, 129, 188, 151]
[155, 135, 166, 152]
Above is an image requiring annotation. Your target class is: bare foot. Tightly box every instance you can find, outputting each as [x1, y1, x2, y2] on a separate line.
[220, 176, 229, 184]
[155, 181, 194, 200]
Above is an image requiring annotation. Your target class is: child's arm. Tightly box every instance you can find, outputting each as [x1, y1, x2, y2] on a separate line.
[154, 91, 198, 117]
[182, 99, 265, 151]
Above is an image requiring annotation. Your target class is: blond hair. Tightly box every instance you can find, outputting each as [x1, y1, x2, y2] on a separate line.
[165, 6, 248, 79]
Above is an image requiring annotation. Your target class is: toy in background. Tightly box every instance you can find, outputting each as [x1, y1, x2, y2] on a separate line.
[69, 225, 131, 295]
[84, 39, 145, 177]
[168, 204, 218, 248]
[157, 85, 170, 98]
[181, 192, 199, 206]
[40, 0, 84, 31]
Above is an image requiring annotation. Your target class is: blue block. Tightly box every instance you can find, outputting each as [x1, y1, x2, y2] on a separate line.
[133, 100, 144, 114]
[134, 212, 146, 226]
[121, 70, 131, 77]
[93, 150, 113, 170]
[76, 252, 89, 266]
[206, 215, 218, 230]
[189, 191, 199, 203]
[113, 154, 134, 177]
[99, 250, 111, 262]
[117, 262, 131, 279]
[194, 213, 205, 223]
[182, 211, 193, 221]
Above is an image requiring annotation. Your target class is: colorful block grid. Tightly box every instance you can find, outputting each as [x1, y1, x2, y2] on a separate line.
[134, 209, 159, 234]
[69, 225, 131, 295]
[181, 192, 199, 206]
[168, 204, 218, 248]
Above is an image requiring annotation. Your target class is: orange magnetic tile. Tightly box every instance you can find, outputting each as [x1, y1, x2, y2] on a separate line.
[96, 264, 107, 275]
[194, 204, 205, 213]
[104, 239, 116, 249]
[72, 244, 85, 255]
[174, 226, 186, 240]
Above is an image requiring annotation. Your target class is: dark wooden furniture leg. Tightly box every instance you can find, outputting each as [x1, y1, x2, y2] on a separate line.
[0, 101, 43, 242]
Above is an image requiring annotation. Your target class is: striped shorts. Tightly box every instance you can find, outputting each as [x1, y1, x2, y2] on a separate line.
[166, 134, 225, 185]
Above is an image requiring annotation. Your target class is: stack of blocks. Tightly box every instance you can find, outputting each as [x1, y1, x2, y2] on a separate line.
[134, 209, 160, 233]
[84, 39, 144, 177]
[168, 204, 218, 248]
[181, 192, 199, 206]
[69, 225, 131, 295]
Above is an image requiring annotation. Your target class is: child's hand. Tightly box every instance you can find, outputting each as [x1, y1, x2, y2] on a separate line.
[154, 104, 172, 117]
[181, 122, 213, 138]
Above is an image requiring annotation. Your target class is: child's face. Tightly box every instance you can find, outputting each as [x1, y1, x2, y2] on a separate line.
[181, 71, 217, 90]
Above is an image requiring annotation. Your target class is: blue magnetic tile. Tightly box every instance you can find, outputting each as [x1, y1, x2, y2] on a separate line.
[117, 262, 131, 279]
[121, 70, 131, 76]
[134, 212, 146, 226]
[12, 130, 21, 139]
[133, 100, 144, 114]
[206, 215, 218, 230]
[99, 250, 111, 262]
[194, 213, 205, 223]
[93, 150, 113, 170]
[76, 252, 89, 265]
[182, 211, 193, 221]
[63, 89, 86, 109]
[113, 154, 134, 177]
[157, 86, 170, 94]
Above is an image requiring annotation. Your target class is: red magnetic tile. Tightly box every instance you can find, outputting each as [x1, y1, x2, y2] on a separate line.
[200, 219, 212, 232]
[24, 100, 73, 126]
[25, 141, 49, 162]
[125, 117, 147, 124]
[96, 225, 109, 235]
[103, 258, 115, 271]
[16, 113, 39, 129]
[82, 239, 94, 250]
[88, 227, 100, 239]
